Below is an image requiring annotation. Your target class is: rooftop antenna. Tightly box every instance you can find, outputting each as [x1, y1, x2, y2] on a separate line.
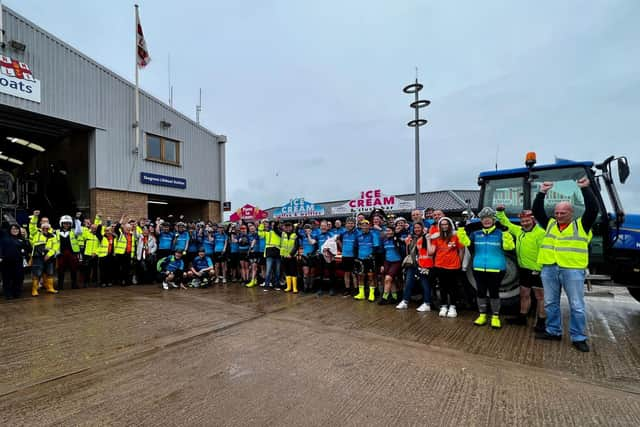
[495, 144, 499, 171]
[168, 53, 173, 107]
[196, 88, 202, 124]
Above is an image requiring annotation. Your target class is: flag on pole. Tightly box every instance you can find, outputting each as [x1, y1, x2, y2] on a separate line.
[135, 6, 151, 68]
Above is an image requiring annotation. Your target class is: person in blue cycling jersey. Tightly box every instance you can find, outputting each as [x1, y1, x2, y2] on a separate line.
[315, 220, 337, 296]
[295, 224, 318, 293]
[338, 218, 359, 296]
[379, 226, 403, 305]
[228, 223, 241, 282]
[236, 224, 251, 283]
[155, 221, 174, 261]
[211, 225, 228, 284]
[353, 220, 378, 302]
[186, 248, 214, 287]
[246, 223, 261, 287]
[172, 222, 190, 255]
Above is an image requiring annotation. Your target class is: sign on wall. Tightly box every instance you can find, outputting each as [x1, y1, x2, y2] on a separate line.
[272, 198, 325, 218]
[331, 189, 415, 214]
[223, 202, 232, 212]
[140, 172, 187, 189]
[230, 204, 269, 222]
[0, 55, 41, 103]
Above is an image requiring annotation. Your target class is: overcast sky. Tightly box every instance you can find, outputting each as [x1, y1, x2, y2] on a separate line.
[7, 0, 640, 212]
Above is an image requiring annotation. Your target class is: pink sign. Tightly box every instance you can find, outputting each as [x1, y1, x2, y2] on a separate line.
[230, 204, 269, 222]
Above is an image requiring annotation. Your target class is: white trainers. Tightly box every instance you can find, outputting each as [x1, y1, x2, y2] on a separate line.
[222, 278, 227, 284]
[417, 302, 431, 312]
[447, 305, 458, 318]
[162, 281, 169, 290]
[396, 300, 408, 310]
[214, 277, 220, 284]
[170, 282, 178, 289]
[439, 305, 448, 317]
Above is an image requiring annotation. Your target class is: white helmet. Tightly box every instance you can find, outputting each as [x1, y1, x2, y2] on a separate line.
[59, 215, 73, 226]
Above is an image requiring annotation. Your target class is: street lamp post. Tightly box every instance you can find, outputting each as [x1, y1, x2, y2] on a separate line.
[403, 79, 430, 207]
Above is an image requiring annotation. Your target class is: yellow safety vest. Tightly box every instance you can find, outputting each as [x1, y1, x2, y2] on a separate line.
[280, 232, 297, 256]
[114, 232, 136, 257]
[31, 232, 56, 258]
[537, 219, 591, 269]
[96, 236, 110, 258]
[54, 230, 81, 253]
[84, 233, 99, 256]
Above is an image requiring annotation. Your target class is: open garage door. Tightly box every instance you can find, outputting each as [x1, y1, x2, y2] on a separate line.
[0, 105, 92, 225]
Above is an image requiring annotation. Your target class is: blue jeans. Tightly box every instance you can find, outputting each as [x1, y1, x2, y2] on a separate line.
[403, 267, 431, 304]
[265, 256, 281, 286]
[541, 264, 587, 342]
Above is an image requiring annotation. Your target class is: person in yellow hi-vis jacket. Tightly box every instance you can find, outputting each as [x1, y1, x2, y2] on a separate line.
[457, 207, 515, 329]
[28, 210, 58, 296]
[496, 205, 547, 332]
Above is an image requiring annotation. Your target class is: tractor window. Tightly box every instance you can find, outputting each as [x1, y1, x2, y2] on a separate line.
[531, 167, 589, 219]
[481, 177, 525, 217]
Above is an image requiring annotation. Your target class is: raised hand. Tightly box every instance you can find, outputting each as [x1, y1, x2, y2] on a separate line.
[539, 182, 554, 194]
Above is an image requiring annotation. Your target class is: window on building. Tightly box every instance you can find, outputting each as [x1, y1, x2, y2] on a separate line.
[145, 134, 180, 165]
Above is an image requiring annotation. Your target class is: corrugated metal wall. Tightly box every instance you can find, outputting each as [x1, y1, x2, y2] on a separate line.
[0, 6, 224, 201]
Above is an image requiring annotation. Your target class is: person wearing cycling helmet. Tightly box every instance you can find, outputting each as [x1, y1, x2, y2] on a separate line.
[54, 214, 83, 290]
[354, 219, 378, 302]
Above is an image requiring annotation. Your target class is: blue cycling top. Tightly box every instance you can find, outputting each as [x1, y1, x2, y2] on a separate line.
[316, 231, 331, 251]
[341, 229, 359, 258]
[247, 232, 260, 253]
[383, 238, 402, 262]
[214, 233, 227, 253]
[163, 256, 184, 272]
[357, 232, 375, 259]
[187, 231, 201, 253]
[192, 256, 213, 271]
[300, 236, 316, 256]
[202, 236, 215, 256]
[158, 232, 173, 250]
[237, 233, 250, 252]
[173, 231, 190, 252]
[230, 235, 239, 253]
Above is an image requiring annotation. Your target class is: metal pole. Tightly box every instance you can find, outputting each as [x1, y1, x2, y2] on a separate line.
[414, 79, 420, 206]
[134, 5, 140, 155]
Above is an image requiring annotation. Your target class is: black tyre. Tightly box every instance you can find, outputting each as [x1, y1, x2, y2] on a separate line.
[627, 287, 640, 303]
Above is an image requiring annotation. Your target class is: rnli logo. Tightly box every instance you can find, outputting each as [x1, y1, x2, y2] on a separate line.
[0, 55, 41, 103]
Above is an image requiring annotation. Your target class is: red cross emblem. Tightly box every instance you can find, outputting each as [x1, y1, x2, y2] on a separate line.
[0, 56, 35, 81]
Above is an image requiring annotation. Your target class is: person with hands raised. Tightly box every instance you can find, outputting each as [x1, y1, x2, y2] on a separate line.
[495, 204, 546, 331]
[457, 207, 515, 329]
[533, 177, 598, 353]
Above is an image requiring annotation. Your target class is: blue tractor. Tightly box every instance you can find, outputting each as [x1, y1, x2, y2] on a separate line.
[472, 153, 640, 305]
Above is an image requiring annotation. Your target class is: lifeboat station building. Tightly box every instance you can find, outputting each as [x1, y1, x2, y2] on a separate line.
[0, 6, 227, 224]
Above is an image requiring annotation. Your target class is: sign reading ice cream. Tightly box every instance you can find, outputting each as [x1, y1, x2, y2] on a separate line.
[332, 189, 415, 214]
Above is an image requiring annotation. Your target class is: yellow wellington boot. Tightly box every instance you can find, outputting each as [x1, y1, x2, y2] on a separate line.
[245, 279, 256, 288]
[45, 276, 58, 294]
[284, 276, 292, 292]
[32, 278, 40, 296]
[368, 286, 376, 302]
[353, 286, 365, 300]
[473, 313, 488, 326]
[292, 277, 299, 294]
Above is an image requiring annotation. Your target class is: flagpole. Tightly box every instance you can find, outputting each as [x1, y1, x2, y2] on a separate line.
[134, 4, 140, 155]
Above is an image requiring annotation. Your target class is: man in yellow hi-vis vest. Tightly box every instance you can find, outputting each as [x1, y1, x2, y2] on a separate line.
[533, 177, 598, 353]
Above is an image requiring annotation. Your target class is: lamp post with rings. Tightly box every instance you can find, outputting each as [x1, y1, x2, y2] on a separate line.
[403, 79, 430, 207]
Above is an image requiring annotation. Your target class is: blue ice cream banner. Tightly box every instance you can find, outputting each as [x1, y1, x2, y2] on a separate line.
[273, 198, 326, 218]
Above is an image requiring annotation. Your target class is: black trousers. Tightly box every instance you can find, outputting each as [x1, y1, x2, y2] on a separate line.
[116, 254, 133, 285]
[317, 258, 336, 291]
[2, 260, 24, 299]
[99, 255, 117, 285]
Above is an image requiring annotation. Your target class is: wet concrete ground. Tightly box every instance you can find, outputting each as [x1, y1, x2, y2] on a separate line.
[1, 283, 639, 426]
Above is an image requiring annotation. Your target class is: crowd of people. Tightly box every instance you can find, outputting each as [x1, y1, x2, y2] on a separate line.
[0, 177, 597, 352]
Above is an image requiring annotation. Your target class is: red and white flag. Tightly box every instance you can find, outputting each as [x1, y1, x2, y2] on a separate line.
[136, 6, 151, 68]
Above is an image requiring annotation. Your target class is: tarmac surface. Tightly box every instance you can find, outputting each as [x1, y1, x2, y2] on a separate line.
[1, 283, 639, 426]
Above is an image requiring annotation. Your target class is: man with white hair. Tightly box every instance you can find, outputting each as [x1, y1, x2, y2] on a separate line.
[533, 177, 598, 353]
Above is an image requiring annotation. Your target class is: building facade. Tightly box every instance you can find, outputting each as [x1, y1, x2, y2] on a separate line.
[0, 6, 226, 224]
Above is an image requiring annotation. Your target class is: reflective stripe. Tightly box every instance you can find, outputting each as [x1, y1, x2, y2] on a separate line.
[537, 219, 590, 268]
[550, 247, 588, 254]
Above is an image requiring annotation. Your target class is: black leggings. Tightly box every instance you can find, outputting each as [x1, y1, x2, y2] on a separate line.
[436, 268, 460, 306]
[473, 270, 505, 314]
